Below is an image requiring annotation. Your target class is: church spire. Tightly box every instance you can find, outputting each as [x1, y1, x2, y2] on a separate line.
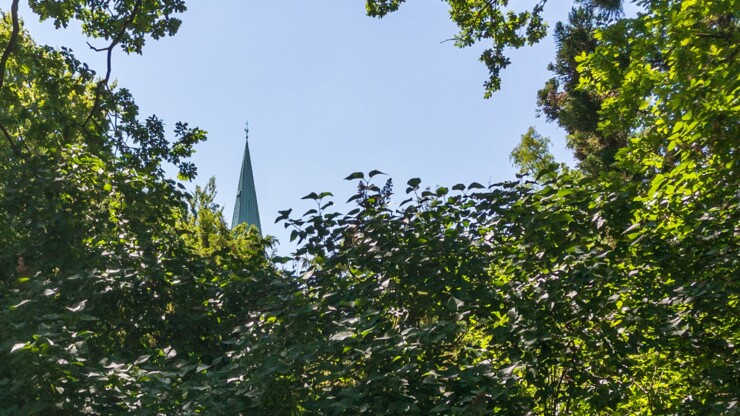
[231, 122, 262, 232]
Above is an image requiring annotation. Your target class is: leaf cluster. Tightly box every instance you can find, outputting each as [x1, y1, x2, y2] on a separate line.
[1, 0, 738, 414]
[366, 0, 548, 97]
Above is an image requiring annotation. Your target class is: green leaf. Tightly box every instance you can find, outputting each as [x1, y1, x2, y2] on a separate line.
[66, 300, 87, 313]
[275, 208, 293, 223]
[330, 331, 355, 341]
[344, 172, 365, 181]
[10, 343, 27, 353]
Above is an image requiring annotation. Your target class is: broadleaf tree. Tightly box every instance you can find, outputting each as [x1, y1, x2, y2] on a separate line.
[0, 3, 284, 414]
[0, 0, 737, 414]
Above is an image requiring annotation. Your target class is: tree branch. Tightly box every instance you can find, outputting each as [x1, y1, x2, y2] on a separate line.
[82, 0, 144, 128]
[0, 123, 20, 157]
[0, 0, 22, 157]
[0, 0, 20, 92]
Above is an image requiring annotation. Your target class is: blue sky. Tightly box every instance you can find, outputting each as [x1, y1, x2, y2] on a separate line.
[21, 1, 573, 250]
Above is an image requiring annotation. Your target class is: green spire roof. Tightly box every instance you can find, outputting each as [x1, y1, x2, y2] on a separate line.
[231, 124, 262, 232]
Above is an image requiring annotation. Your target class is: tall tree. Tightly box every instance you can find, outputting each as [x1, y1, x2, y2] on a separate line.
[510, 127, 558, 180]
[536, 5, 628, 174]
[0, 4, 282, 414]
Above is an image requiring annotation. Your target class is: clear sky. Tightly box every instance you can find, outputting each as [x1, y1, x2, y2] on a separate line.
[20, 1, 573, 250]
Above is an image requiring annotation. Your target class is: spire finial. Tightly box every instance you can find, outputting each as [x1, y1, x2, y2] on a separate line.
[244, 121, 249, 142]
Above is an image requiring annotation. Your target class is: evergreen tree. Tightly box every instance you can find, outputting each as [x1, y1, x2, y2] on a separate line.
[537, 5, 627, 175]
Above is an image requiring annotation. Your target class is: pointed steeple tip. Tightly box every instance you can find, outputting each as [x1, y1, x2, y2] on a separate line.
[232, 122, 261, 232]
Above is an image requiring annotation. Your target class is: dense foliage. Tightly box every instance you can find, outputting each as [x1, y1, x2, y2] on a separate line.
[1, 0, 738, 414]
[536, 5, 627, 174]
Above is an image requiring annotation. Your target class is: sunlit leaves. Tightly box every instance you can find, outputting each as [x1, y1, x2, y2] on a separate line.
[28, 0, 187, 54]
[273, 162, 738, 413]
[365, 0, 548, 97]
[2, 0, 738, 413]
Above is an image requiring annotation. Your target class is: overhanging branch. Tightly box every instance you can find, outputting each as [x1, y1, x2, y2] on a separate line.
[82, 0, 143, 128]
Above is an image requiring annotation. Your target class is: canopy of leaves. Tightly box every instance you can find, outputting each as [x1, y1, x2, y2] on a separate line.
[366, 0, 548, 97]
[267, 164, 737, 414]
[0, 3, 285, 414]
[1, 0, 738, 414]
